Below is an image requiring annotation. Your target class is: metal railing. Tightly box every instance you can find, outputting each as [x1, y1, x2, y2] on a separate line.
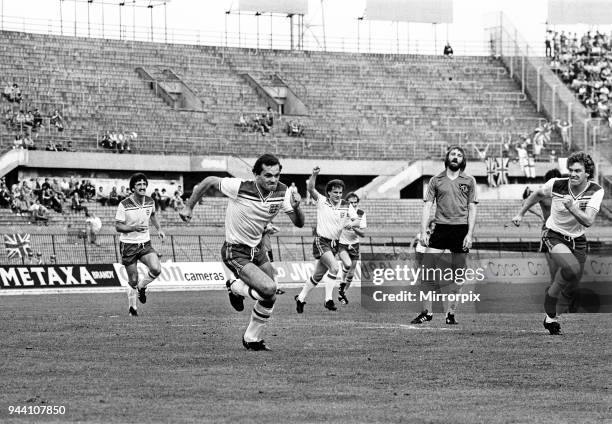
[3, 233, 611, 265]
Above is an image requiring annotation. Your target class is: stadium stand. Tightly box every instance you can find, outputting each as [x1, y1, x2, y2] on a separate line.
[0, 30, 563, 160]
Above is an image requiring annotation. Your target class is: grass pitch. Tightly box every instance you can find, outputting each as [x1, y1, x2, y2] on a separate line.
[1, 289, 610, 423]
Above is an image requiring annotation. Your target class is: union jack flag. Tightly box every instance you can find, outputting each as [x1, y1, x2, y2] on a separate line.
[3, 233, 33, 259]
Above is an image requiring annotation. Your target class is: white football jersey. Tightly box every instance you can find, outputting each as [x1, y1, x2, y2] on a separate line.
[115, 195, 155, 244]
[220, 178, 293, 247]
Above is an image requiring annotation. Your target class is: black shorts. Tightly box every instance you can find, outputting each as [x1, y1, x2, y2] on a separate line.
[428, 224, 469, 253]
[541, 228, 587, 264]
[120, 241, 157, 266]
[221, 242, 270, 279]
[338, 243, 360, 261]
[312, 235, 338, 260]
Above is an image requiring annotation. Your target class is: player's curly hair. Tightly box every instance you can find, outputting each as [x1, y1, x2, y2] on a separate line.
[567, 152, 595, 179]
[129, 173, 148, 191]
[444, 145, 467, 171]
[252, 153, 282, 175]
[326, 179, 345, 195]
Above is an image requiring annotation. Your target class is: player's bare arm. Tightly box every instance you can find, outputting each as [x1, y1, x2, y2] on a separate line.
[287, 190, 305, 228]
[150, 214, 166, 241]
[307, 167, 320, 201]
[179, 176, 222, 222]
[463, 202, 476, 250]
[563, 201, 598, 227]
[116, 221, 147, 233]
[352, 224, 366, 238]
[420, 201, 434, 245]
[512, 188, 548, 226]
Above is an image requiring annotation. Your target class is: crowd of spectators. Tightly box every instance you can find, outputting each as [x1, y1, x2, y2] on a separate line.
[2, 83, 22, 103]
[99, 131, 136, 153]
[286, 120, 305, 137]
[236, 107, 274, 136]
[151, 186, 184, 212]
[2, 80, 69, 151]
[548, 29, 612, 123]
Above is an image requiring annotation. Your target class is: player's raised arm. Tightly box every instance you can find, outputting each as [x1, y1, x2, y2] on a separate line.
[287, 191, 306, 228]
[179, 176, 222, 223]
[307, 167, 321, 202]
[512, 187, 547, 226]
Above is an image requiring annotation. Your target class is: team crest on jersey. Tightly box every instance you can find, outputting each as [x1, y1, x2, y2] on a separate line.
[458, 184, 469, 194]
[268, 203, 280, 214]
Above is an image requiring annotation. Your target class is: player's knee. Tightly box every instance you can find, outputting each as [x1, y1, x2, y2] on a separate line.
[328, 262, 339, 276]
[560, 264, 580, 281]
[149, 264, 162, 277]
[259, 280, 277, 299]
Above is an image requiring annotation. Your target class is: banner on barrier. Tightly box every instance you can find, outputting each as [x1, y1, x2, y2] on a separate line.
[0, 264, 120, 289]
[112, 260, 361, 287]
[113, 262, 228, 288]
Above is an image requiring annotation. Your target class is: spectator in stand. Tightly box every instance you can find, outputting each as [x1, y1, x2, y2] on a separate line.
[29, 199, 49, 225]
[237, 113, 249, 131]
[41, 187, 52, 207]
[32, 108, 43, 129]
[123, 132, 136, 152]
[60, 178, 70, 198]
[49, 109, 64, 132]
[83, 180, 96, 200]
[118, 186, 128, 202]
[96, 186, 109, 206]
[84, 208, 102, 246]
[160, 188, 169, 211]
[71, 191, 85, 212]
[50, 179, 64, 200]
[10, 84, 22, 103]
[443, 42, 454, 58]
[100, 131, 114, 150]
[2, 83, 12, 101]
[13, 133, 24, 149]
[516, 142, 530, 178]
[549, 149, 558, 164]
[108, 186, 120, 206]
[116, 131, 126, 153]
[265, 106, 274, 128]
[48, 189, 63, 213]
[170, 190, 185, 211]
[0, 180, 11, 209]
[151, 187, 162, 212]
[545, 30, 552, 57]
[287, 120, 304, 137]
[23, 133, 35, 150]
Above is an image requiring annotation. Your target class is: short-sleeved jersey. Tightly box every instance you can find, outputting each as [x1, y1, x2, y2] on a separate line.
[315, 195, 357, 240]
[339, 208, 367, 245]
[542, 177, 604, 238]
[115, 195, 156, 244]
[425, 171, 478, 225]
[220, 178, 293, 248]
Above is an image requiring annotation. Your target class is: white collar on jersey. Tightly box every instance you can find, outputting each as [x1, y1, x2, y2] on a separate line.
[568, 180, 590, 200]
[255, 182, 274, 202]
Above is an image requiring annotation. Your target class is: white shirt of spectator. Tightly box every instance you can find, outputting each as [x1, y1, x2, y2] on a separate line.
[315, 195, 357, 241]
[340, 209, 367, 245]
[115, 196, 155, 244]
[87, 216, 102, 232]
[219, 178, 293, 248]
[542, 177, 604, 238]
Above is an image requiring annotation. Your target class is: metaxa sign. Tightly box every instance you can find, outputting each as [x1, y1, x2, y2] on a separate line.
[0, 265, 120, 288]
